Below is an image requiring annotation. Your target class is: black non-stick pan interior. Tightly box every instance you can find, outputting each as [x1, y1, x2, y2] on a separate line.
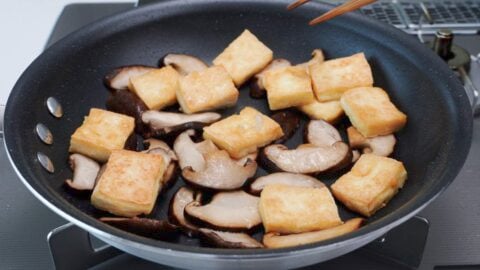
[4, 0, 472, 256]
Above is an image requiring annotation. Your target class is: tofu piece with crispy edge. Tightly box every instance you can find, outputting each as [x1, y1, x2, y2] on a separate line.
[213, 29, 273, 86]
[340, 87, 407, 137]
[309, 53, 373, 102]
[177, 66, 239, 114]
[203, 107, 283, 159]
[69, 108, 135, 162]
[91, 150, 165, 217]
[264, 66, 315, 110]
[128, 66, 180, 110]
[298, 99, 344, 124]
[259, 185, 342, 234]
[331, 154, 407, 217]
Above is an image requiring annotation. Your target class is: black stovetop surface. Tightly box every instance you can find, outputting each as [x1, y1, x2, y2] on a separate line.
[1, 2, 480, 269]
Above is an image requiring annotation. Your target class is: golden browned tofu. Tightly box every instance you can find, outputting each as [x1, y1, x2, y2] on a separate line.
[128, 66, 180, 110]
[264, 66, 315, 110]
[91, 150, 165, 217]
[298, 99, 344, 123]
[203, 107, 283, 159]
[309, 53, 373, 101]
[259, 185, 342, 234]
[331, 154, 407, 217]
[340, 87, 407, 137]
[213, 29, 273, 86]
[69, 108, 135, 162]
[177, 66, 239, 114]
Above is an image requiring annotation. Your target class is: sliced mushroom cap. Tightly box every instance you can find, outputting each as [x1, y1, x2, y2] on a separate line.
[296, 49, 325, 71]
[162, 162, 179, 189]
[195, 139, 219, 155]
[65, 154, 101, 191]
[162, 54, 208, 76]
[143, 139, 178, 188]
[174, 130, 207, 172]
[184, 191, 261, 232]
[305, 120, 342, 147]
[168, 187, 202, 236]
[146, 147, 178, 188]
[182, 150, 257, 191]
[142, 110, 221, 139]
[261, 142, 351, 174]
[347, 126, 396, 157]
[249, 172, 325, 195]
[100, 217, 179, 240]
[270, 110, 301, 144]
[198, 228, 263, 248]
[250, 59, 291, 98]
[104, 65, 155, 90]
[263, 218, 364, 248]
[144, 139, 178, 161]
[352, 150, 361, 163]
[235, 151, 258, 166]
[106, 90, 149, 134]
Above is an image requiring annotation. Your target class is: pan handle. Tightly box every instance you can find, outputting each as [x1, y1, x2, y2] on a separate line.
[0, 104, 4, 139]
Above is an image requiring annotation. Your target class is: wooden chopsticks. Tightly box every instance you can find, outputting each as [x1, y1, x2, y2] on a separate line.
[288, 0, 378, 25]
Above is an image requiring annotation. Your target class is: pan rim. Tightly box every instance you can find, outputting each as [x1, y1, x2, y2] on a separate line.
[4, 0, 473, 258]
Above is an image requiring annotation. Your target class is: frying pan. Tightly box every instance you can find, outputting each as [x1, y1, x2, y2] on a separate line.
[2, 0, 473, 269]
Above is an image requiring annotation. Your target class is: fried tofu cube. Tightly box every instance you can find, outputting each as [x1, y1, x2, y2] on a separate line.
[264, 66, 315, 110]
[128, 66, 180, 110]
[203, 107, 283, 158]
[309, 53, 373, 101]
[213, 29, 273, 86]
[298, 99, 344, 124]
[331, 154, 407, 217]
[91, 150, 165, 217]
[69, 108, 135, 162]
[340, 87, 407, 137]
[259, 185, 342, 234]
[177, 66, 239, 114]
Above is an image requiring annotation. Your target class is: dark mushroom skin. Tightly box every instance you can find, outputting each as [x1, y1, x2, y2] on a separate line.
[124, 132, 140, 151]
[160, 54, 208, 76]
[100, 217, 180, 240]
[270, 110, 301, 144]
[106, 90, 149, 134]
[249, 59, 291, 99]
[260, 142, 352, 175]
[104, 65, 156, 90]
[168, 187, 202, 237]
[184, 191, 262, 232]
[148, 122, 209, 142]
[198, 228, 264, 248]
